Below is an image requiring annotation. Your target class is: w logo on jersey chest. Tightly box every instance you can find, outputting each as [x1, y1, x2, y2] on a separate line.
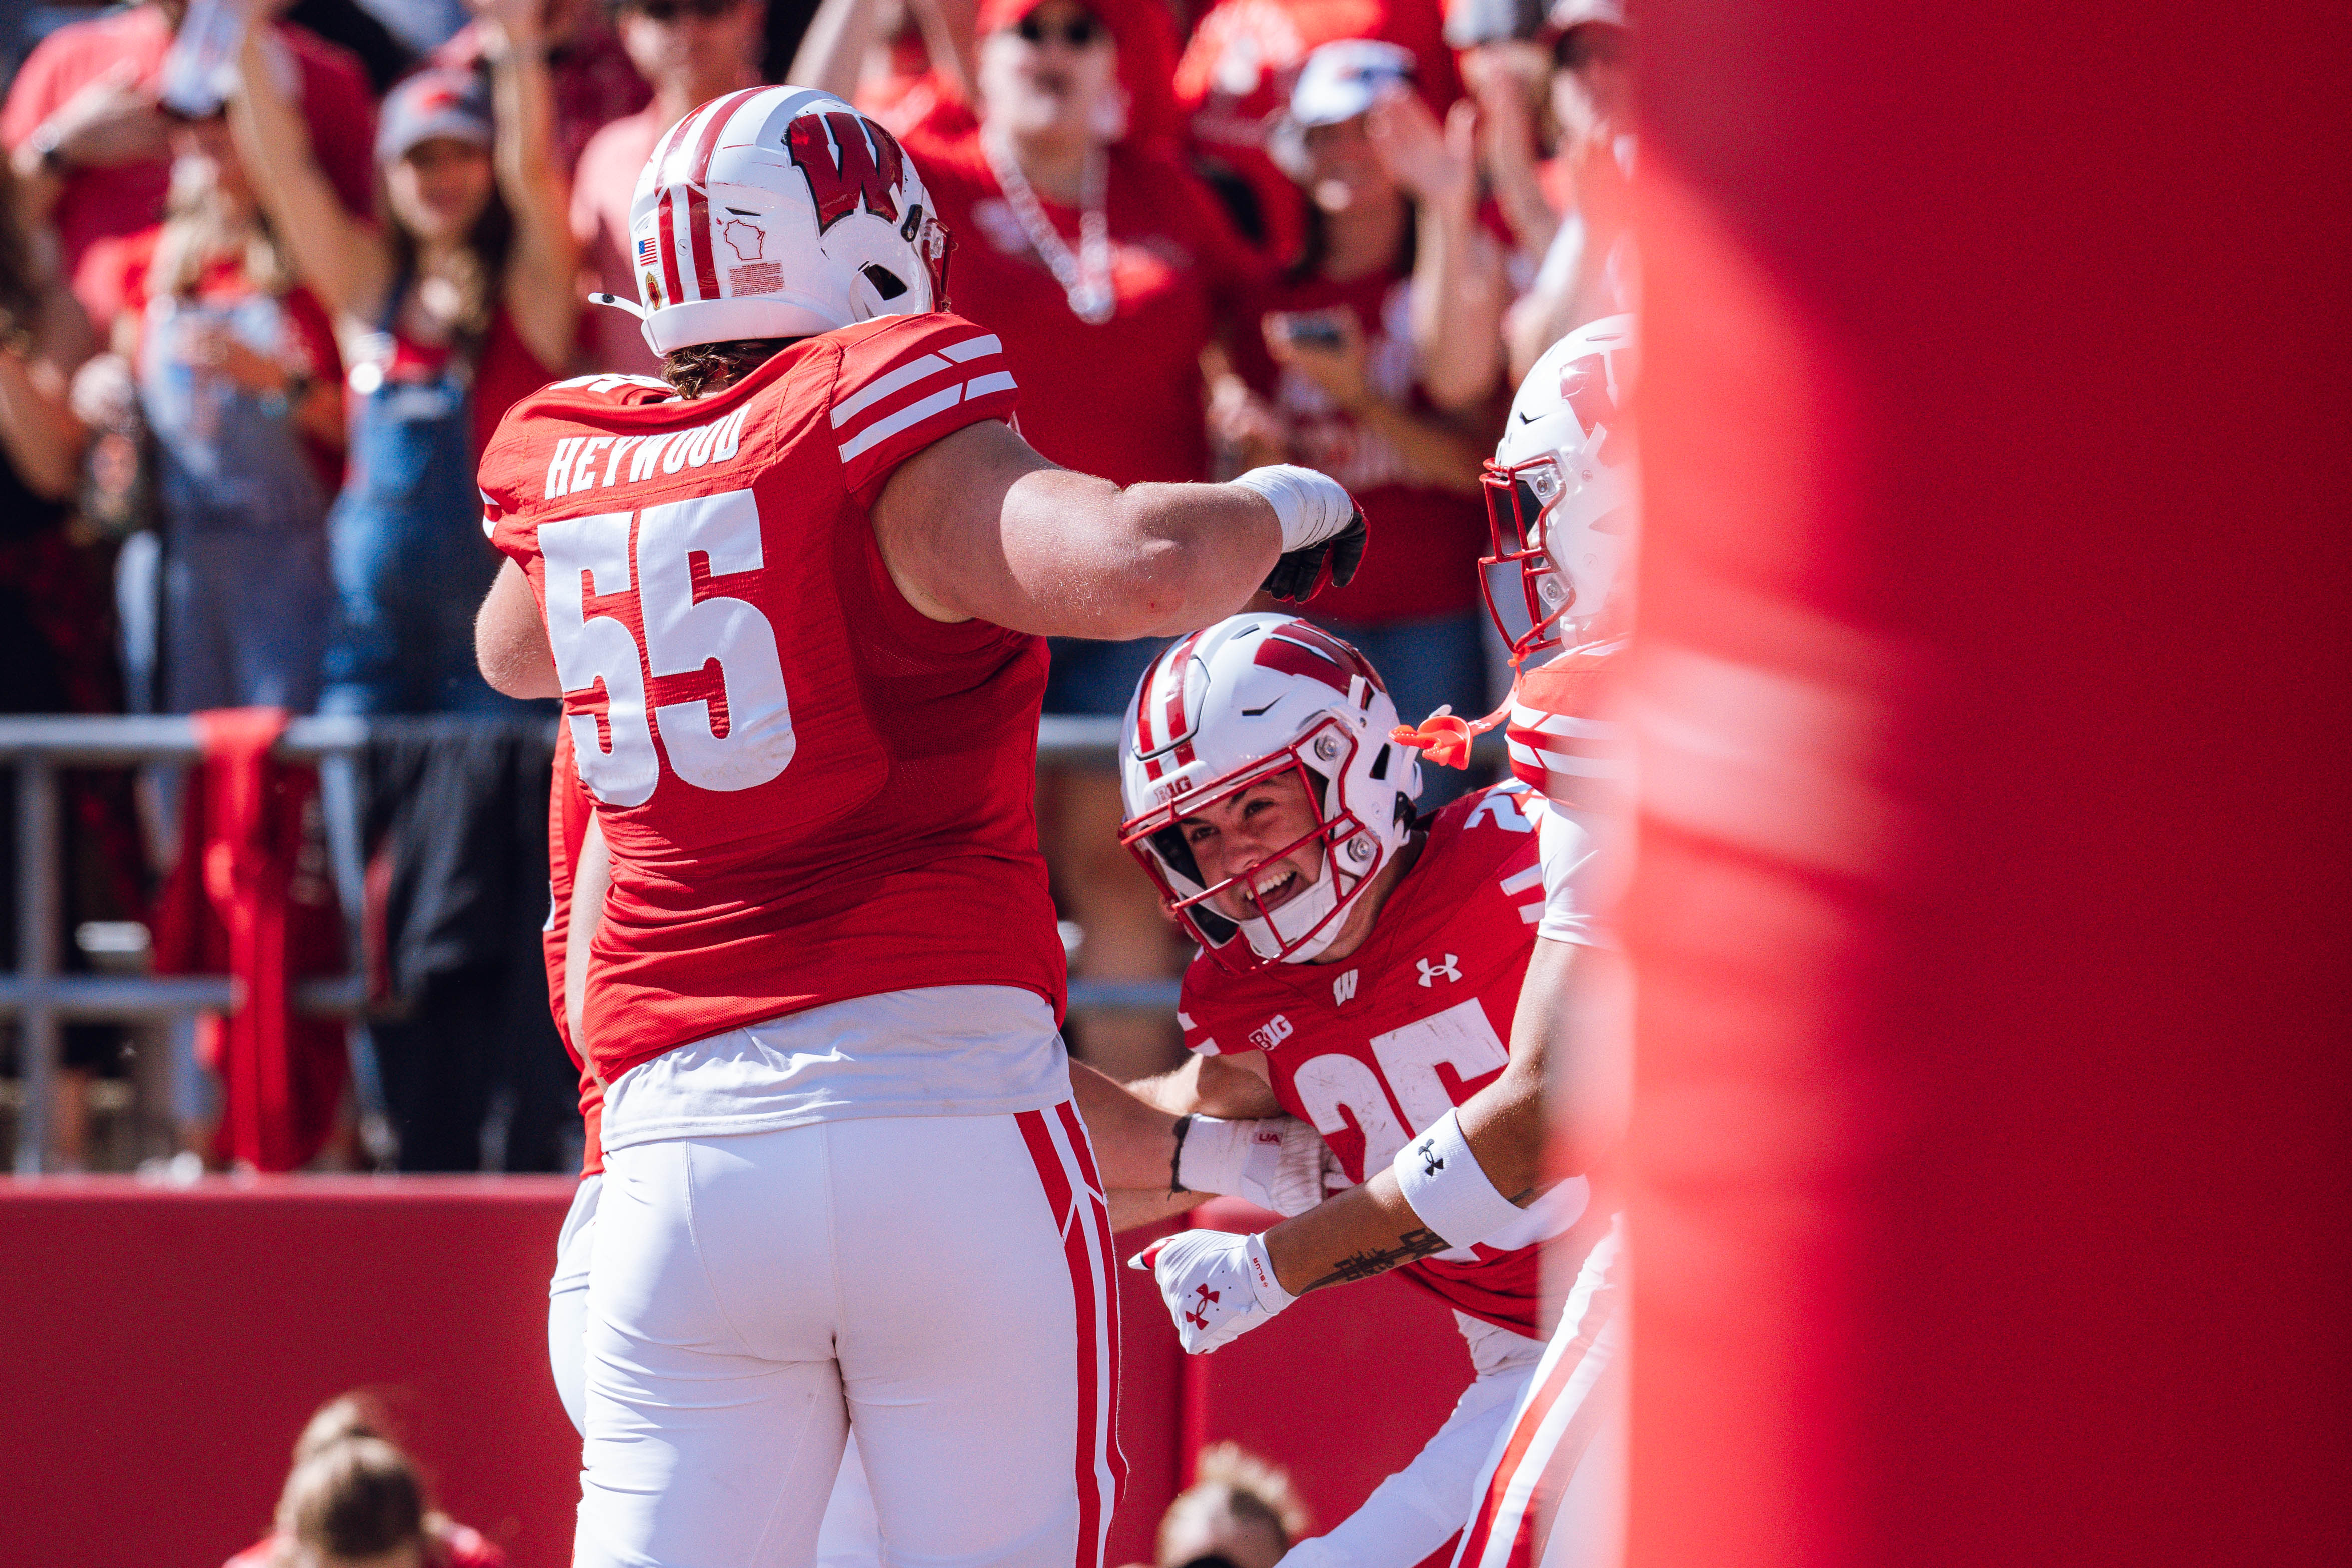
[1331, 969, 1360, 1007]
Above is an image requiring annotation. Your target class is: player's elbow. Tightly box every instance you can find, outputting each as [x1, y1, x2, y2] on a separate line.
[1088, 533, 1207, 640]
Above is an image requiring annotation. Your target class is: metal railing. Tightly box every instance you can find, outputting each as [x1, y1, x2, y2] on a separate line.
[0, 713, 1178, 1175]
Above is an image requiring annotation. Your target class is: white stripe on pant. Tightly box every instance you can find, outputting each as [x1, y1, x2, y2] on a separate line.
[573, 1105, 1123, 1568]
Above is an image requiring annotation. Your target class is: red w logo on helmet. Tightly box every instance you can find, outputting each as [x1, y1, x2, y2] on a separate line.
[785, 111, 904, 233]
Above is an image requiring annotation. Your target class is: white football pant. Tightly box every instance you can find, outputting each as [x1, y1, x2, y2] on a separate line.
[1276, 1314, 1549, 1568]
[1452, 1220, 1626, 1568]
[549, 1174, 884, 1567]
[572, 1106, 1123, 1568]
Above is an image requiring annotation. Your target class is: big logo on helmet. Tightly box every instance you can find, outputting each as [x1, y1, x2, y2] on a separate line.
[786, 112, 904, 233]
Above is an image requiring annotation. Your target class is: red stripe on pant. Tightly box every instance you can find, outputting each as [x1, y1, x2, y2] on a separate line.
[1016, 1106, 1126, 1568]
[1454, 1288, 1621, 1568]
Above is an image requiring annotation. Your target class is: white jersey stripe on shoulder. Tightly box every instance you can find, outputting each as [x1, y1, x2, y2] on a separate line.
[1499, 863, 1545, 895]
[836, 381, 963, 462]
[962, 369, 1017, 400]
[940, 333, 1004, 362]
[1513, 706, 1620, 740]
[830, 352, 954, 427]
[1509, 739, 1626, 779]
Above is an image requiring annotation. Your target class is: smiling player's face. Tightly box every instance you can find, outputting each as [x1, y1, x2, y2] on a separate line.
[1176, 769, 1328, 920]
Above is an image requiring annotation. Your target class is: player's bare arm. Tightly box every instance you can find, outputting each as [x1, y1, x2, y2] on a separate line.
[476, 558, 559, 699]
[872, 418, 1343, 638]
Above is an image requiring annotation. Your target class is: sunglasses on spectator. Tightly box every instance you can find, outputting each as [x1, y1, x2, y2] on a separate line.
[628, 0, 740, 21]
[1013, 12, 1105, 47]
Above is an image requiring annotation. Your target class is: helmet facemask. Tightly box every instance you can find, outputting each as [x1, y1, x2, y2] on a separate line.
[1480, 454, 1576, 664]
[1122, 718, 1389, 972]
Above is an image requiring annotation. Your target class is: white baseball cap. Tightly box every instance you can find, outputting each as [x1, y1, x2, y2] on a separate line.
[1287, 39, 1417, 129]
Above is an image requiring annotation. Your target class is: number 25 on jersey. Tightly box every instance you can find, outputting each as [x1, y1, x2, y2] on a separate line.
[541, 486, 795, 807]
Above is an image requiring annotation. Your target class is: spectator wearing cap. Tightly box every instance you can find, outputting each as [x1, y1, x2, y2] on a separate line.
[572, 0, 771, 376]
[875, 0, 1264, 1077]
[0, 0, 376, 336]
[1216, 39, 1508, 801]
[433, 0, 652, 174]
[1503, 0, 1635, 380]
[230, 0, 576, 713]
[1172, 0, 1462, 263]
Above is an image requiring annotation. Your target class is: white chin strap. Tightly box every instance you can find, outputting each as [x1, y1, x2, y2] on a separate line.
[1238, 849, 1356, 965]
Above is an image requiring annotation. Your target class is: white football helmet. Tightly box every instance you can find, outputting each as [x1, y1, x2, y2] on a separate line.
[1119, 616, 1422, 970]
[624, 87, 952, 355]
[1481, 314, 1638, 661]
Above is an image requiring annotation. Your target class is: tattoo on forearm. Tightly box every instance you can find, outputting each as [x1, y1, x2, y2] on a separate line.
[1300, 1226, 1452, 1293]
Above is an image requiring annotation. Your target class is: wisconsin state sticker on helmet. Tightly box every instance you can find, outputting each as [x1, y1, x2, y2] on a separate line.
[1481, 314, 1639, 662]
[617, 87, 954, 356]
[1117, 615, 1421, 970]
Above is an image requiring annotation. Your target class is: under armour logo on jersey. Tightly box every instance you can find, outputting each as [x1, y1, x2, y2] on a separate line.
[1184, 1282, 1221, 1330]
[1416, 955, 1462, 987]
[1332, 969, 1360, 1006]
[1416, 1137, 1445, 1177]
[1249, 1014, 1294, 1051]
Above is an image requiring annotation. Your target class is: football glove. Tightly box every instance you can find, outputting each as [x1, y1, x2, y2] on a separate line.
[1178, 1114, 1354, 1217]
[1131, 1228, 1295, 1354]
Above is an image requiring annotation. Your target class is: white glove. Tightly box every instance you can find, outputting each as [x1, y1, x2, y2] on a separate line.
[1178, 1114, 1353, 1217]
[1131, 1228, 1296, 1354]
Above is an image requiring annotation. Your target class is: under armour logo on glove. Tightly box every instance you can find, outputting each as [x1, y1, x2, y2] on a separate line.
[1417, 954, 1462, 987]
[1184, 1282, 1223, 1329]
[1417, 1137, 1445, 1177]
[1132, 1229, 1297, 1354]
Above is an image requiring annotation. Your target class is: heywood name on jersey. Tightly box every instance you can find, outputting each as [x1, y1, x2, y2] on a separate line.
[537, 374, 755, 502]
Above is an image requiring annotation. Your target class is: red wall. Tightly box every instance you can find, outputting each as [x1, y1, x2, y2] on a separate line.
[3, 1184, 1471, 1568]
[1, 1177, 582, 1568]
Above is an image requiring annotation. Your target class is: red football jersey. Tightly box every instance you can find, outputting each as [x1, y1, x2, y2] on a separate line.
[543, 726, 604, 1177]
[1178, 783, 1599, 1335]
[482, 313, 1063, 1084]
[1505, 637, 1629, 810]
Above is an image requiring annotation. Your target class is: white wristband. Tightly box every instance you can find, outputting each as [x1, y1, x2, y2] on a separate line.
[1175, 1114, 1261, 1197]
[1390, 1108, 1527, 1250]
[1230, 464, 1356, 554]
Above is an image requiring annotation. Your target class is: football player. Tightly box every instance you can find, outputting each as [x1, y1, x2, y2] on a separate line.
[1099, 317, 1640, 1568]
[470, 88, 1367, 1568]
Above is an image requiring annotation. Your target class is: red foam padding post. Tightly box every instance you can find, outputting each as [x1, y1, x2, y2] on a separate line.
[1626, 3, 2350, 1565]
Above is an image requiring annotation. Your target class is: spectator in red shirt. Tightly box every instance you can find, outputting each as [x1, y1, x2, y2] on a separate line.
[223, 1393, 506, 1568]
[433, 0, 652, 174]
[1, 0, 377, 335]
[892, 0, 1263, 1076]
[1217, 40, 1506, 803]
[1172, 0, 1461, 263]
[572, 0, 771, 377]
[229, 1, 575, 713]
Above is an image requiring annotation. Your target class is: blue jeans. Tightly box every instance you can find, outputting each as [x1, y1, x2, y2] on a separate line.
[1310, 609, 1495, 810]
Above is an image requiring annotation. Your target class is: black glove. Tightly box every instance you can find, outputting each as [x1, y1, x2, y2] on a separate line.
[1260, 509, 1367, 603]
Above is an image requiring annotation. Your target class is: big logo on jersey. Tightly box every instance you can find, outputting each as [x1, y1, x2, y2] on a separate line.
[785, 111, 904, 233]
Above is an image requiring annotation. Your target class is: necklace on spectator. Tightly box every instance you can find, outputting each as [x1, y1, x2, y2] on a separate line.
[984, 132, 1115, 325]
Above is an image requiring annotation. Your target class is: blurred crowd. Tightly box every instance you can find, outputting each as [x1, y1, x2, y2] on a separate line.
[0, 0, 1635, 1167]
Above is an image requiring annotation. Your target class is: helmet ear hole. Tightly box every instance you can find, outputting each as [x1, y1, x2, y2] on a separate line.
[1368, 743, 1392, 782]
[860, 264, 908, 300]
